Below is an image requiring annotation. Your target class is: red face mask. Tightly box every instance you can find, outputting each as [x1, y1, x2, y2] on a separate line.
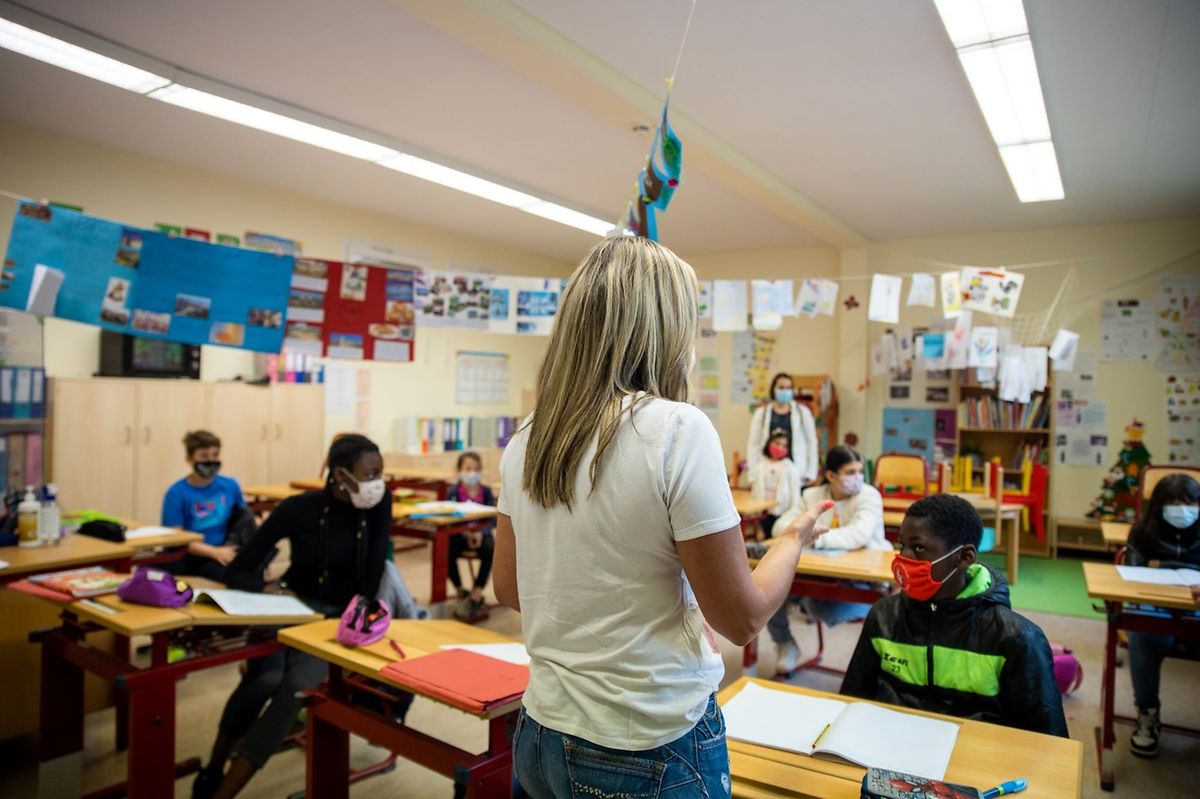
[891, 546, 963, 602]
[768, 443, 789, 460]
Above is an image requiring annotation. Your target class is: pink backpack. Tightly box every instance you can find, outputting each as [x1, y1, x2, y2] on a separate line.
[1051, 644, 1083, 695]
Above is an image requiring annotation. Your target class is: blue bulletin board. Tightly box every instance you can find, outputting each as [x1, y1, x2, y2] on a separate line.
[2, 202, 293, 353]
[882, 407, 935, 462]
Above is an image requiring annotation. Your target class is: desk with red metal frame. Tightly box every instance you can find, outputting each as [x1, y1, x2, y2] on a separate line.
[33, 592, 321, 799]
[743, 547, 896, 672]
[279, 618, 521, 799]
[0, 534, 134, 586]
[731, 489, 777, 539]
[1082, 562, 1200, 791]
[390, 505, 499, 605]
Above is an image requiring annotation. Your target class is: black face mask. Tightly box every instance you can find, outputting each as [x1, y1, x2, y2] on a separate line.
[194, 461, 221, 479]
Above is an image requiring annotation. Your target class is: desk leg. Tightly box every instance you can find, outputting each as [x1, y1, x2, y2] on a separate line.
[1006, 516, 1019, 585]
[307, 671, 350, 799]
[1096, 608, 1118, 792]
[38, 634, 84, 799]
[431, 530, 451, 606]
[115, 634, 131, 753]
[125, 676, 178, 798]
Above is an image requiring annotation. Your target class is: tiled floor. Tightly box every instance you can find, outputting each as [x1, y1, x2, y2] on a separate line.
[1, 546, 1196, 797]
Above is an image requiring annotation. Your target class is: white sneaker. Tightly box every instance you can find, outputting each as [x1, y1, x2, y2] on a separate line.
[775, 640, 801, 675]
[1130, 707, 1160, 758]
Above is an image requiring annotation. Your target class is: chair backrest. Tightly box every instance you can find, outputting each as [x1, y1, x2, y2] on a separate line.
[1138, 465, 1200, 513]
[874, 453, 929, 496]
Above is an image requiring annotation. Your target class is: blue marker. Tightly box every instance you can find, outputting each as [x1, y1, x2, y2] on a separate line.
[983, 778, 1028, 798]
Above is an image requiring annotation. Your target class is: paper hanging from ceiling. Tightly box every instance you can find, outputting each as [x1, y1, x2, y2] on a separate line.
[487, 277, 517, 335]
[795, 279, 822, 318]
[697, 281, 713, 320]
[961, 267, 1025, 318]
[906, 273, 936, 308]
[713, 280, 748, 332]
[751, 280, 794, 330]
[968, 326, 999, 368]
[816, 280, 839, 316]
[1049, 328, 1080, 372]
[1023, 346, 1048, 392]
[868, 274, 902, 324]
[945, 310, 972, 369]
[514, 277, 560, 336]
[1100, 299, 1158, 363]
[1156, 274, 1200, 372]
[940, 271, 962, 318]
[414, 270, 492, 329]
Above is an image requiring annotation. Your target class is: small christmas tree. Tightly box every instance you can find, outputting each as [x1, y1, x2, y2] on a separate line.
[1087, 419, 1152, 522]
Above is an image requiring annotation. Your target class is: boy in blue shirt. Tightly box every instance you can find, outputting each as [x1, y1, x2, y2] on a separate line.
[162, 429, 245, 581]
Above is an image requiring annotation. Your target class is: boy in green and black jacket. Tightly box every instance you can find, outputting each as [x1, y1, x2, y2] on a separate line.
[841, 493, 1068, 737]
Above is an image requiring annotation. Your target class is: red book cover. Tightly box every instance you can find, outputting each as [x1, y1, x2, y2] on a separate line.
[379, 648, 528, 713]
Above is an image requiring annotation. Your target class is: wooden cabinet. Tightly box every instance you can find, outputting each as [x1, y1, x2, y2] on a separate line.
[206, 383, 272, 486]
[48, 379, 325, 518]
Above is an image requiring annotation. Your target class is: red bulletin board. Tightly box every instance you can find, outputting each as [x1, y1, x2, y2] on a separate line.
[321, 261, 416, 362]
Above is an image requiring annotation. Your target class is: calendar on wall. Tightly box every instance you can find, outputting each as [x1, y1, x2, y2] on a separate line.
[455, 351, 510, 405]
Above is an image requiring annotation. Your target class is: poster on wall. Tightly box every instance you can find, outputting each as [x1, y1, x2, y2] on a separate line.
[693, 324, 720, 422]
[487, 277, 517, 335]
[1055, 400, 1108, 467]
[319, 261, 416, 362]
[2, 203, 292, 353]
[730, 330, 775, 406]
[1156, 274, 1200, 372]
[1101, 299, 1158, 363]
[697, 281, 713, 320]
[882, 407, 935, 462]
[515, 277, 560, 336]
[1165, 374, 1200, 464]
[414, 270, 492, 329]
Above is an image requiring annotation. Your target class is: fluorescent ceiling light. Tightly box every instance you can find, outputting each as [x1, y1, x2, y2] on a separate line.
[999, 141, 1063, 202]
[932, 0, 1064, 203]
[0, 7, 613, 236]
[0, 17, 169, 93]
[148, 84, 398, 162]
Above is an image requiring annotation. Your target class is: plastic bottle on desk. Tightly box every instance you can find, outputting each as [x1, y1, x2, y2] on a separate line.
[39, 483, 62, 546]
[17, 486, 41, 548]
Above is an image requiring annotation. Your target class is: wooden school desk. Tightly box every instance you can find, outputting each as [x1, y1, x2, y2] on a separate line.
[243, 483, 302, 513]
[1081, 562, 1200, 791]
[744, 548, 896, 673]
[1099, 521, 1131, 549]
[732, 489, 778, 537]
[718, 677, 1083, 798]
[33, 590, 322, 799]
[279, 618, 520, 799]
[883, 494, 1022, 585]
[391, 503, 500, 605]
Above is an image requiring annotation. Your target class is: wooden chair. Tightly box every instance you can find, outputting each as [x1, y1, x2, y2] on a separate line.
[875, 453, 929, 538]
[982, 463, 1025, 584]
[1138, 465, 1200, 516]
[1002, 462, 1050, 542]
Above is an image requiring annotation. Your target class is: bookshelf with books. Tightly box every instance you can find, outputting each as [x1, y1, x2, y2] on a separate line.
[955, 369, 1055, 556]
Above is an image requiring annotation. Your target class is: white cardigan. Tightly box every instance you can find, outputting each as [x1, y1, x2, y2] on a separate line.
[748, 459, 802, 517]
[771, 483, 890, 550]
[747, 401, 819, 484]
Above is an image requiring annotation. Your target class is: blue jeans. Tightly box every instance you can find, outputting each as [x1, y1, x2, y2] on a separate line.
[767, 584, 874, 645]
[513, 694, 731, 798]
[1128, 630, 1200, 711]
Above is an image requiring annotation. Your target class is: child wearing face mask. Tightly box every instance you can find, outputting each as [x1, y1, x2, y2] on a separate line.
[192, 434, 392, 799]
[841, 493, 1067, 737]
[446, 451, 496, 620]
[1121, 473, 1200, 758]
[161, 429, 246, 582]
[748, 431, 802, 539]
[764, 446, 888, 673]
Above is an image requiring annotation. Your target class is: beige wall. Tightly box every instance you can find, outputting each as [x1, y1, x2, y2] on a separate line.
[857, 218, 1200, 516]
[0, 121, 573, 450]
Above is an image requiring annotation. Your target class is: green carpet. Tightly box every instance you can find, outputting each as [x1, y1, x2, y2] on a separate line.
[979, 553, 1101, 620]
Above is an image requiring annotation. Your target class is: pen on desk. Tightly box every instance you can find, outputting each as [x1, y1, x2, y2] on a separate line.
[982, 778, 1027, 798]
[811, 723, 832, 750]
[79, 598, 119, 616]
[389, 639, 407, 660]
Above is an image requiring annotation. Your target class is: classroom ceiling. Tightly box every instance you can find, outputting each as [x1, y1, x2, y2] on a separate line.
[0, 0, 1197, 262]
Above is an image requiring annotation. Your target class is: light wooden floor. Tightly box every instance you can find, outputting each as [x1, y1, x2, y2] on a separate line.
[1, 545, 1196, 798]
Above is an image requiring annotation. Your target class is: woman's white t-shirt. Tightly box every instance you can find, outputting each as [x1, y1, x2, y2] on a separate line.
[498, 396, 740, 750]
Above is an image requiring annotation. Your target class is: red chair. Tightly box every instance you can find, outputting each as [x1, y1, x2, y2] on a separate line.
[1002, 463, 1049, 542]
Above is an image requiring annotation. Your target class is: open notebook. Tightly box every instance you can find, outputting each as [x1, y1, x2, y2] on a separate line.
[1116, 565, 1200, 587]
[723, 682, 959, 780]
[193, 589, 315, 617]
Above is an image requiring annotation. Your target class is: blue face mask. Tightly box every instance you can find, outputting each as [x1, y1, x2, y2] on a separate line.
[459, 472, 482, 486]
[774, 389, 794, 405]
[1163, 505, 1199, 530]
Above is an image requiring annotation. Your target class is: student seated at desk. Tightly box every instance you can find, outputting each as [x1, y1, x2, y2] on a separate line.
[446, 450, 497, 620]
[161, 430, 246, 582]
[1122, 474, 1200, 758]
[841, 493, 1068, 737]
[748, 429, 802, 539]
[766, 446, 887, 674]
[192, 434, 392, 799]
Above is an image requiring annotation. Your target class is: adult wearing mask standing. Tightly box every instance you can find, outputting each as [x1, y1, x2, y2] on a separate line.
[747, 372, 819, 486]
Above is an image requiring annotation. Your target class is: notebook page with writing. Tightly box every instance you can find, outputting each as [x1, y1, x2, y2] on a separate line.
[814, 701, 959, 780]
[723, 682, 847, 755]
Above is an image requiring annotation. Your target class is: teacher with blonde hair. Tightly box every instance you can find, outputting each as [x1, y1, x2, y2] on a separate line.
[495, 235, 830, 797]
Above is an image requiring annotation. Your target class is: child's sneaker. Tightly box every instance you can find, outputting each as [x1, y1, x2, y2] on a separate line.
[1130, 707, 1160, 758]
[775, 639, 801, 675]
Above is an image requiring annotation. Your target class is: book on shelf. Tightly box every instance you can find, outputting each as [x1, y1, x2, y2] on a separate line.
[957, 394, 1049, 431]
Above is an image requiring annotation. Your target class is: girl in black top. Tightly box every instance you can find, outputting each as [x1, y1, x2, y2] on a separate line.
[194, 434, 392, 799]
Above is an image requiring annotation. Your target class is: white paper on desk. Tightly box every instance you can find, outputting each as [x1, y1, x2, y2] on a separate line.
[723, 681, 846, 756]
[815, 701, 958, 781]
[440, 643, 530, 666]
[1116, 566, 1200, 587]
[408, 501, 494, 516]
[0, 560, 9, 570]
[124, 526, 176, 540]
[868, 274, 902, 324]
[193, 589, 315, 616]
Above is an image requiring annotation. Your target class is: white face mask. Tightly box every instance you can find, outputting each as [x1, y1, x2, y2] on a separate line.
[347, 478, 385, 509]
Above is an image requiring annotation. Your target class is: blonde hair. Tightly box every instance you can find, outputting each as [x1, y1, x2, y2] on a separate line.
[523, 236, 698, 509]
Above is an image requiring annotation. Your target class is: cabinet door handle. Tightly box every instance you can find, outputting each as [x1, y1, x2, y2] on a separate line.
[125, 425, 132, 445]
[275, 423, 282, 440]
[261, 424, 268, 441]
[144, 426, 151, 444]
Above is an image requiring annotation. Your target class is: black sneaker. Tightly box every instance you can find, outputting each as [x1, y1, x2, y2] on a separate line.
[1130, 707, 1160, 758]
[192, 767, 222, 799]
